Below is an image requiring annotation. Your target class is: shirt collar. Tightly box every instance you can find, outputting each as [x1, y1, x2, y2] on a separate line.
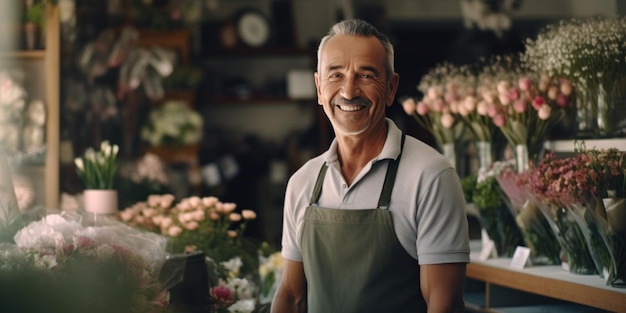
[324, 118, 403, 164]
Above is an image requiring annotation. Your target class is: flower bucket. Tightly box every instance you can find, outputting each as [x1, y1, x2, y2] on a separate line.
[83, 189, 118, 214]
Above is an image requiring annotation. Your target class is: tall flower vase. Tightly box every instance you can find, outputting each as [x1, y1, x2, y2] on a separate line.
[574, 88, 597, 138]
[514, 144, 529, 173]
[83, 189, 118, 214]
[441, 143, 456, 168]
[475, 141, 494, 171]
[596, 82, 626, 138]
[596, 83, 612, 137]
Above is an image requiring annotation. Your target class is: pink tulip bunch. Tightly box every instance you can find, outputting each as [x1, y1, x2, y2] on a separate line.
[474, 55, 572, 158]
[401, 62, 473, 146]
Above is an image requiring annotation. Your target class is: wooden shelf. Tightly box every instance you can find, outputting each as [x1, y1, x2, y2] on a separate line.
[207, 96, 315, 105]
[205, 47, 313, 57]
[466, 241, 626, 312]
[0, 50, 46, 59]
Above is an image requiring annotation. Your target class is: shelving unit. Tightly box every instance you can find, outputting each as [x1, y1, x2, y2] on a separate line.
[545, 138, 626, 153]
[465, 241, 626, 312]
[1, 4, 60, 210]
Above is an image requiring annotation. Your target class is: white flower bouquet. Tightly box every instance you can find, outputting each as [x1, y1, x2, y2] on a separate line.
[74, 140, 120, 189]
[140, 100, 203, 147]
[523, 16, 626, 136]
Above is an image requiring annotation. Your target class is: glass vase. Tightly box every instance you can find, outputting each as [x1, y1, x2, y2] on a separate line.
[514, 144, 529, 173]
[596, 81, 626, 138]
[441, 142, 457, 169]
[475, 141, 494, 171]
[574, 87, 597, 138]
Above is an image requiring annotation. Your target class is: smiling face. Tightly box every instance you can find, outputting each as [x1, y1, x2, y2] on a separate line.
[315, 34, 399, 137]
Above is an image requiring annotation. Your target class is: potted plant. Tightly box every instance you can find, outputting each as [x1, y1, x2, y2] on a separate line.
[74, 140, 120, 214]
[23, 2, 44, 49]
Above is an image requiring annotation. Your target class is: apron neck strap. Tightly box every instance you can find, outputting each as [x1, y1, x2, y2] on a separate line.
[308, 133, 406, 208]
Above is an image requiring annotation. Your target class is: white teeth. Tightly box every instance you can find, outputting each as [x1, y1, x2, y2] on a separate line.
[338, 105, 363, 112]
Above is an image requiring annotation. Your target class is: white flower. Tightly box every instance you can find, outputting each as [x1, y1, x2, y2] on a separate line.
[140, 100, 203, 147]
[221, 257, 243, 276]
[228, 299, 256, 313]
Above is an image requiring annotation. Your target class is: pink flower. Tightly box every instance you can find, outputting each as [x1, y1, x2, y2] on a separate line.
[556, 94, 569, 107]
[560, 79, 573, 96]
[167, 225, 182, 237]
[538, 105, 552, 120]
[210, 284, 233, 303]
[498, 93, 511, 105]
[497, 80, 511, 95]
[476, 101, 489, 115]
[463, 96, 477, 112]
[508, 88, 520, 101]
[547, 86, 559, 100]
[440, 113, 455, 128]
[493, 113, 507, 127]
[229, 213, 242, 222]
[242, 210, 257, 220]
[401, 98, 417, 115]
[183, 221, 199, 231]
[431, 98, 445, 112]
[513, 99, 526, 113]
[532, 96, 546, 110]
[518, 77, 532, 91]
[487, 103, 499, 118]
[444, 92, 459, 103]
[416, 101, 430, 115]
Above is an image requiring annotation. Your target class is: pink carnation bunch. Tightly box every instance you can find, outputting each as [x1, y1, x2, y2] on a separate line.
[119, 194, 257, 263]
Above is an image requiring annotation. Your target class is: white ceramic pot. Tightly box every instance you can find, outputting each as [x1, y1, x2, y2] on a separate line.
[83, 189, 118, 214]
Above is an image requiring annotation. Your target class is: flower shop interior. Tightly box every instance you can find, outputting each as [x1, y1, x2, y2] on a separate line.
[1, 0, 626, 312]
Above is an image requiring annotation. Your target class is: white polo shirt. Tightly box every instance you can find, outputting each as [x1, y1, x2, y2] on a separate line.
[281, 119, 470, 265]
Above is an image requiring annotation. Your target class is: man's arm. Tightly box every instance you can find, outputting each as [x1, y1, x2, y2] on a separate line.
[270, 259, 307, 313]
[420, 263, 466, 313]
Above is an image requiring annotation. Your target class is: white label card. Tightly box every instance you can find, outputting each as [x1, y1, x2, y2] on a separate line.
[510, 246, 531, 269]
[479, 240, 495, 261]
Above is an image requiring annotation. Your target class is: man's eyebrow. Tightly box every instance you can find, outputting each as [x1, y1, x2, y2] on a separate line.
[325, 64, 381, 75]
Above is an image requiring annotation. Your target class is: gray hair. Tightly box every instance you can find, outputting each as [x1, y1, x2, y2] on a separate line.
[317, 19, 395, 79]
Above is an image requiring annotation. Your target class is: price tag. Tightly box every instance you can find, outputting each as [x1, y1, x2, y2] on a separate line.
[510, 246, 531, 269]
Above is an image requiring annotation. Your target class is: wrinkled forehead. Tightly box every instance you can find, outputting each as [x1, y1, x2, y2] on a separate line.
[318, 35, 387, 73]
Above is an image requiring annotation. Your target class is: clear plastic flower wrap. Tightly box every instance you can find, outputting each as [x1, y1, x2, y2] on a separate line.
[1, 210, 187, 313]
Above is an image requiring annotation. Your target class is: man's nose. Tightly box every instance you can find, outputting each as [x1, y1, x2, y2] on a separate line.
[340, 78, 361, 99]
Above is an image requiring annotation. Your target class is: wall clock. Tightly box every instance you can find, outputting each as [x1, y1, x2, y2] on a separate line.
[235, 9, 271, 47]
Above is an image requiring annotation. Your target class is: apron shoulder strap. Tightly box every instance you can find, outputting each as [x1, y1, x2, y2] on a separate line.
[309, 162, 328, 206]
[377, 133, 406, 210]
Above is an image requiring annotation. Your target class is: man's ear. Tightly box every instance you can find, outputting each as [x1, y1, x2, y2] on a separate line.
[314, 72, 322, 105]
[387, 73, 400, 107]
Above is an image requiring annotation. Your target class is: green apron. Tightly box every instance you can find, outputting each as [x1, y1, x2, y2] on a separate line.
[300, 135, 427, 313]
